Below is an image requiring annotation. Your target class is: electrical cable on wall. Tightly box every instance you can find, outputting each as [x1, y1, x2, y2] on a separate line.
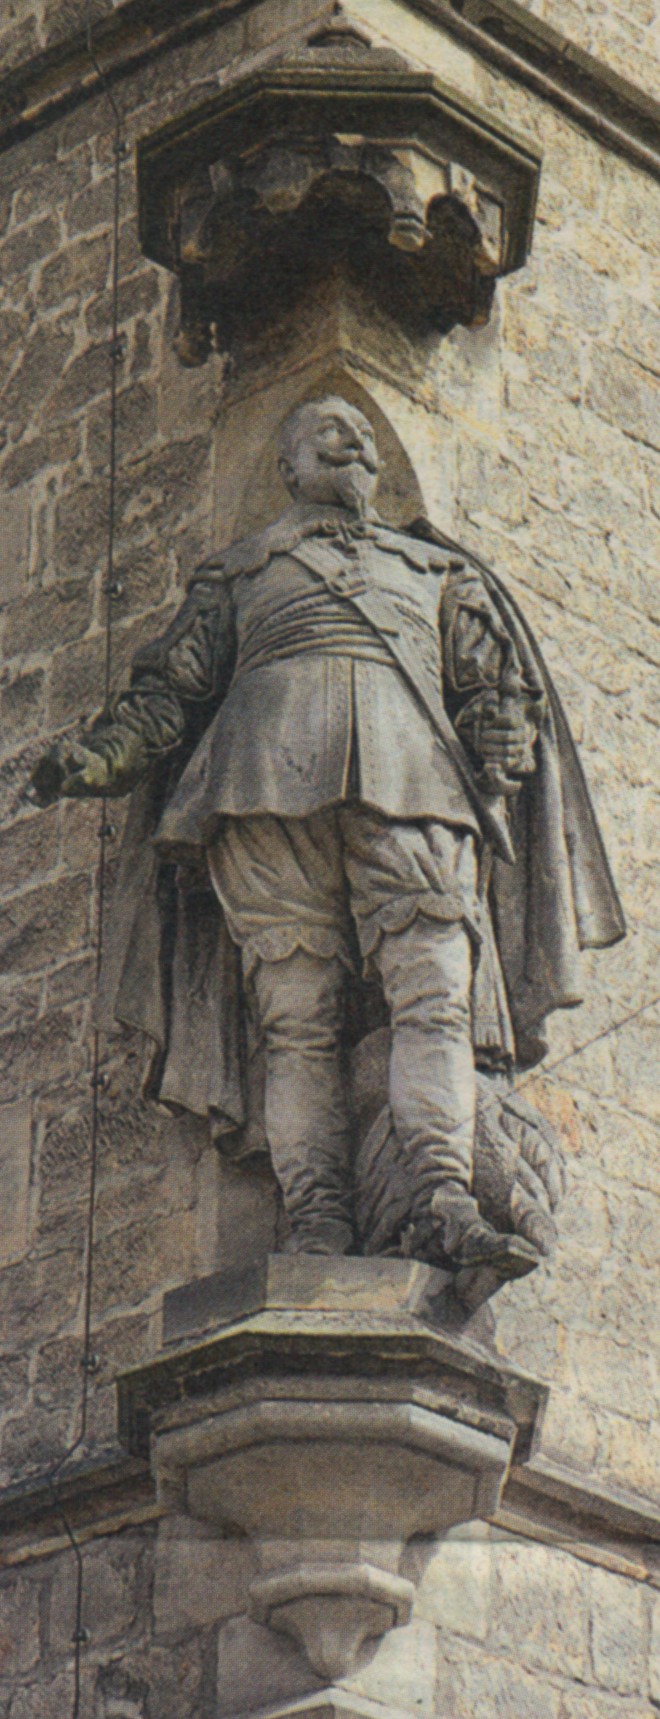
[40, 8, 126, 1714]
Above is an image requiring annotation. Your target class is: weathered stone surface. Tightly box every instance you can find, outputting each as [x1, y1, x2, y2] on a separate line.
[0, 1098, 32, 1266]
[488, 1540, 588, 1679]
[0, 489, 30, 602]
[344, 1616, 437, 1715]
[413, 1523, 492, 1641]
[586, 347, 660, 450]
[3, 578, 94, 660]
[589, 1566, 647, 1695]
[0, 1575, 41, 1679]
[153, 1519, 254, 1634]
[650, 1592, 660, 1704]
[0, 873, 91, 974]
[0, 215, 61, 282]
[216, 1614, 319, 1715]
[435, 1644, 563, 1719]
[47, 1534, 145, 1652]
[0, 665, 47, 752]
[0, 1005, 86, 1105]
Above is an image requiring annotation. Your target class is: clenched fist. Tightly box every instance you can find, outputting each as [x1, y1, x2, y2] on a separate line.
[28, 739, 111, 807]
[478, 706, 537, 776]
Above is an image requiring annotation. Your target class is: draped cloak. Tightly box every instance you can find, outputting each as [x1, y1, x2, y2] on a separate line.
[95, 516, 625, 1141]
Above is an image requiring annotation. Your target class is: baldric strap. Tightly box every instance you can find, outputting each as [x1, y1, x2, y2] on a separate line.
[289, 535, 515, 864]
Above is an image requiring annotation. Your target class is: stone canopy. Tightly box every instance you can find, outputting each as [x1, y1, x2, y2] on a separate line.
[136, 21, 541, 363]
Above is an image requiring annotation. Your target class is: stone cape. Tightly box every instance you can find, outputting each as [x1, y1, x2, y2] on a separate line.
[95, 514, 625, 1141]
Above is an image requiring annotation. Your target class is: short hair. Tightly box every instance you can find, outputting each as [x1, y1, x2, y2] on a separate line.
[278, 395, 374, 468]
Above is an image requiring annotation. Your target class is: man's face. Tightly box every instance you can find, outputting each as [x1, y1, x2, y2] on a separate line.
[280, 400, 380, 514]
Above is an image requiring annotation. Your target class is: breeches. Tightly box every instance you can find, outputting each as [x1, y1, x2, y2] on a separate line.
[207, 807, 479, 1230]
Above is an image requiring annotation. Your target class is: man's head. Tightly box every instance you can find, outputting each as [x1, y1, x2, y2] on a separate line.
[278, 396, 380, 515]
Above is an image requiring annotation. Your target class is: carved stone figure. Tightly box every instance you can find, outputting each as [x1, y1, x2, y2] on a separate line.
[31, 396, 624, 1282]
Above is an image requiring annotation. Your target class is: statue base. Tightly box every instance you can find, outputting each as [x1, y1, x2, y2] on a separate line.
[118, 1256, 545, 1711]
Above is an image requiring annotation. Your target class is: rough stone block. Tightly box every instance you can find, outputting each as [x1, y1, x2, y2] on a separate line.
[0, 1006, 85, 1105]
[414, 1523, 491, 1641]
[0, 1098, 31, 1266]
[0, 665, 46, 751]
[67, 175, 118, 238]
[651, 1592, 660, 1703]
[589, 1566, 646, 1695]
[85, 268, 161, 342]
[216, 1614, 319, 1716]
[153, 1519, 254, 1635]
[342, 1617, 437, 1716]
[91, 1209, 195, 1312]
[0, 215, 60, 281]
[0, 488, 30, 603]
[0, 1241, 83, 1353]
[0, 873, 91, 975]
[2, 421, 82, 490]
[36, 232, 111, 311]
[1, 323, 75, 437]
[489, 1541, 588, 1679]
[85, 384, 159, 475]
[558, 1692, 657, 1719]
[13, 152, 93, 228]
[48, 1534, 143, 1653]
[104, 1639, 205, 1719]
[0, 1574, 41, 1678]
[8, 1667, 98, 1719]
[3, 577, 93, 660]
[46, 342, 113, 421]
[586, 347, 660, 450]
[116, 436, 211, 541]
[535, 1390, 599, 1474]
[435, 1646, 562, 1719]
[54, 478, 116, 577]
[47, 633, 111, 729]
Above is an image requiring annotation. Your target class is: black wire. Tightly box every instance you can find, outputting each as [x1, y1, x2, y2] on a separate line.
[40, 9, 125, 1715]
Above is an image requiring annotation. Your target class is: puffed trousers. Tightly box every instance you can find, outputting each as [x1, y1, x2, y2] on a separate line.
[207, 806, 481, 1241]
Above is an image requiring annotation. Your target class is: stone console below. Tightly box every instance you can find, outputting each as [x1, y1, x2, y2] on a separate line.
[118, 1256, 546, 1715]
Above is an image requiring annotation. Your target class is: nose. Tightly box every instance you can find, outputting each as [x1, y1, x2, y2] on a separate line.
[343, 429, 363, 451]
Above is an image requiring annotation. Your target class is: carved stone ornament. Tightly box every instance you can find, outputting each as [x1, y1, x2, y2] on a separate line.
[136, 14, 542, 364]
[119, 1256, 545, 1700]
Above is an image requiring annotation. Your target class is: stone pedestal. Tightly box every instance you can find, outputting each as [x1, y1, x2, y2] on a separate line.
[118, 1257, 545, 1713]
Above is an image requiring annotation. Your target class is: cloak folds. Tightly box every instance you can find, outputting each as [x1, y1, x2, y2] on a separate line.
[95, 521, 625, 1135]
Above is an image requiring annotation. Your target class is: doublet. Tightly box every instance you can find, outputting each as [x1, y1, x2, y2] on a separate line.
[94, 501, 531, 854]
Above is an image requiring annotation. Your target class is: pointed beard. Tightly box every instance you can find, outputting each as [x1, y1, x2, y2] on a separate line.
[329, 462, 375, 514]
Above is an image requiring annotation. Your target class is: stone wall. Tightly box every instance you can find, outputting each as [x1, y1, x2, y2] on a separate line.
[521, 0, 660, 98]
[2, 1523, 660, 1716]
[0, 0, 658, 1711]
[2, 0, 659, 98]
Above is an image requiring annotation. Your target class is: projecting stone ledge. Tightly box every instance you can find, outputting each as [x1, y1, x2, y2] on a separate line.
[118, 1256, 545, 1709]
[136, 18, 541, 368]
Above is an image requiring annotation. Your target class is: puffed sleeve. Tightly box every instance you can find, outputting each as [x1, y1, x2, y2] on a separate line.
[440, 564, 545, 760]
[85, 579, 237, 794]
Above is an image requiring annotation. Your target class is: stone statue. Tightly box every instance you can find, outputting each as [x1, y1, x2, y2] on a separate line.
[31, 396, 625, 1282]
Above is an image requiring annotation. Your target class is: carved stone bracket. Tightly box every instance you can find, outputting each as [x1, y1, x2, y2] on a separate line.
[118, 1257, 545, 1709]
[137, 21, 541, 365]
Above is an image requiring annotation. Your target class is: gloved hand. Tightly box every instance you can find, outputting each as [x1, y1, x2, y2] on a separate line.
[28, 739, 111, 806]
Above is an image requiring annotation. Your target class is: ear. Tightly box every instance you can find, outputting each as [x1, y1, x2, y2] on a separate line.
[279, 455, 298, 493]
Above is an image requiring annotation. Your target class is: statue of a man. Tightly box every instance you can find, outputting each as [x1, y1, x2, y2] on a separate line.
[32, 396, 624, 1278]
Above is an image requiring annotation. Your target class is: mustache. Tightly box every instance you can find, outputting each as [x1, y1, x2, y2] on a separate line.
[320, 450, 379, 475]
